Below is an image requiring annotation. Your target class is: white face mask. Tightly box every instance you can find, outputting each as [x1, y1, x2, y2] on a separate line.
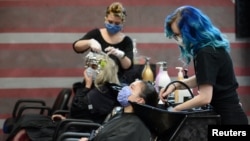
[175, 36, 184, 47]
[86, 67, 97, 80]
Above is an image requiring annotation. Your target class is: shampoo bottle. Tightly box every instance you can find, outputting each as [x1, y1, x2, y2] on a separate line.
[155, 61, 171, 105]
[155, 61, 171, 93]
[174, 67, 183, 103]
[175, 68, 192, 103]
[141, 57, 154, 82]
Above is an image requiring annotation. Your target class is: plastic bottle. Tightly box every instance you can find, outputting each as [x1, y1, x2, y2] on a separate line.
[133, 38, 138, 57]
[132, 38, 139, 64]
[176, 67, 184, 80]
[174, 67, 183, 103]
[141, 57, 154, 82]
[155, 61, 171, 93]
[175, 68, 192, 103]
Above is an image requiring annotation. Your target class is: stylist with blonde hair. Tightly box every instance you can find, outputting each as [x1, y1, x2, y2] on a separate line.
[73, 2, 134, 85]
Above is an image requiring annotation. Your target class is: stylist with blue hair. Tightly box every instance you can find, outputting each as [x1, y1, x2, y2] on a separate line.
[159, 5, 248, 125]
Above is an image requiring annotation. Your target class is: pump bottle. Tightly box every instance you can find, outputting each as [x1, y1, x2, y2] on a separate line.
[174, 67, 183, 103]
[141, 57, 154, 82]
[175, 67, 192, 103]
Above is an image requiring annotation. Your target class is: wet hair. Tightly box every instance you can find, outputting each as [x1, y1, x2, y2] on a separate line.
[165, 5, 230, 65]
[106, 2, 127, 22]
[139, 81, 158, 107]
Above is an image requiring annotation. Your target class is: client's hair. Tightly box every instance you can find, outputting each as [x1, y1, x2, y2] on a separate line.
[139, 81, 159, 107]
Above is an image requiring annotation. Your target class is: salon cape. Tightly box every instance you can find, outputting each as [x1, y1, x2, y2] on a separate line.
[93, 113, 152, 141]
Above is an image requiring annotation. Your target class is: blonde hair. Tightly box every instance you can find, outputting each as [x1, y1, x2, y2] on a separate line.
[94, 55, 120, 89]
[106, 2, 127, 22]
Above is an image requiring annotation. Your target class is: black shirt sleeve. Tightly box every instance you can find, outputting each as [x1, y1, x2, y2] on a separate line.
[194, 47, 239, 101]
[72, 28, 101, 53]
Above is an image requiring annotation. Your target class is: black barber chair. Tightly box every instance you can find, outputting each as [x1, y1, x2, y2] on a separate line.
[3, 88, 72, 134]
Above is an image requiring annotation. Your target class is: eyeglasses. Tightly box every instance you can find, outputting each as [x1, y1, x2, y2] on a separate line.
[107, 20, 122, 25]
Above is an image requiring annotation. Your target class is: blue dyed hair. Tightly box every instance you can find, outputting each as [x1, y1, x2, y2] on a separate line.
[164, 6, 230, 65]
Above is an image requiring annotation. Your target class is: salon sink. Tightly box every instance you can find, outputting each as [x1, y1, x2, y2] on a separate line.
[130, 102, 219, 137]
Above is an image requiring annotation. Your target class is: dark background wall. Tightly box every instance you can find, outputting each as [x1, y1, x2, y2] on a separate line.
[235, 0, 250, 38]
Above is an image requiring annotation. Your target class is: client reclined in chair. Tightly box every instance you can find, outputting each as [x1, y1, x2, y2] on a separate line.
[79, 79, 158, 141]
[6, 52, 123, 141]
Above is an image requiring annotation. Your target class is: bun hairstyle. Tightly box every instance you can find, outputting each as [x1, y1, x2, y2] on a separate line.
[106, 2, 127, 22]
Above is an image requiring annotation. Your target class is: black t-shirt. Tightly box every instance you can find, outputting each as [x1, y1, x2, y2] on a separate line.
[194, 46, 248, 124]
[93, 113, 152, 141]
[73, 29, 134, 83]
[194, 47, 239, 104]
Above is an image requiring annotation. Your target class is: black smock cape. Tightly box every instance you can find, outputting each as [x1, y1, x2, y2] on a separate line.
[93, 113, 152, 141]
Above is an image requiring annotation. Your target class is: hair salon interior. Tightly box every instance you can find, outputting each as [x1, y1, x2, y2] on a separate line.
[0, 0, 250, 140]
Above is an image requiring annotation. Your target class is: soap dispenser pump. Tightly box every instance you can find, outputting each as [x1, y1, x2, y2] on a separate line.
[175, 67, 192, 103]
[183, 68, 188, 79]
[176, 67, 184, 81]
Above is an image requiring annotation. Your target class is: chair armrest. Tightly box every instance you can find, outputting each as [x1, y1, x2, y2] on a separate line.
[13, 99, 46, 117]
[53, 109, 70, 116]
[56, 122, 100, 141]
[16, 105, 52, 119]
[63, 122, 101, 132]
[57, 132, 90, 141]
[53, 118, 95, 140]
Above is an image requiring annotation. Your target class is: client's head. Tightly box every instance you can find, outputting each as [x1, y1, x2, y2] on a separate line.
[117, 80, 158, 107]
[84, 52, 120, 88]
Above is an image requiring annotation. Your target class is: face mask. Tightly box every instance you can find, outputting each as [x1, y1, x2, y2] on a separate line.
[175, 36, 184, 47]
[86, 67, 97, 80]
[117, 86, 131, 107]
[105, 23, 122, 34]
